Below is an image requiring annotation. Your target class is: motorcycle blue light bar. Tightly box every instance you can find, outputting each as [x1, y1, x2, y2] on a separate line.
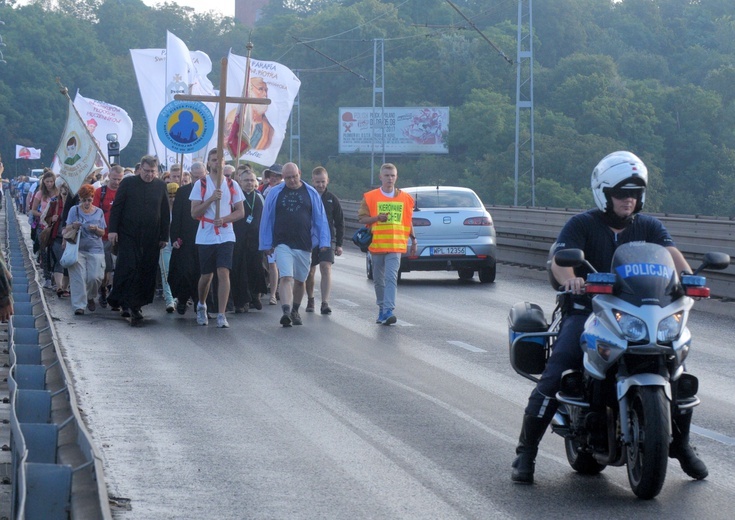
[587, 273, 616, 284]
[681, 275, 706, 287]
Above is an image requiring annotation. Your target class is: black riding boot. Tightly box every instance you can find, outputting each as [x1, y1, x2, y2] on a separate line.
[511, 415, 549, 484]
[670, 410, 708, 480]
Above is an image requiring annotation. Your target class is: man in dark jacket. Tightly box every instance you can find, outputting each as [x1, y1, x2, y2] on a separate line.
[107, 155, 169, 326]
[305, 167, 344, 315]
[168, 161, 206, 315]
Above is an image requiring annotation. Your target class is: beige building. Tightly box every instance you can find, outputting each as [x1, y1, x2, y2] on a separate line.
[235, 0, 270, 27]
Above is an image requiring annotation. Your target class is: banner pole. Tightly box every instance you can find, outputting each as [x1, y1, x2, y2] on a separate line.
[234, 41, 253, 170]
[57, 80, 112, 171]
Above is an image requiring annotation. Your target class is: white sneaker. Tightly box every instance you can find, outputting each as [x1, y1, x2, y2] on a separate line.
[196, 303, 208, 326]
[217, 313, 229, 328]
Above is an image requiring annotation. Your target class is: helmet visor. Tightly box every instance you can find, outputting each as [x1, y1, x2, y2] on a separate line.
[607, 187, 644, 200]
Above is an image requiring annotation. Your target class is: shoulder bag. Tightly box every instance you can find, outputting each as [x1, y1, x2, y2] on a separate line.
[59, 237, 79, 268]
[352, 226, 373, 253]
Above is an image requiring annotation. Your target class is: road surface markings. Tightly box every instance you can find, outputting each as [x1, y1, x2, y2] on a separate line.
[447, 340, 486, 353]
[335, 299, 359, 307]
[692, 425, 735, 446]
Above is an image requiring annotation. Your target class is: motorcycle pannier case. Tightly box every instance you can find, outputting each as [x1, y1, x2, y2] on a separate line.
[508, 302, 549, 378]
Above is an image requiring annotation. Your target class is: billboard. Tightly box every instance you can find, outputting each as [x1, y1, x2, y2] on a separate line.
[339, 107, 448, 154]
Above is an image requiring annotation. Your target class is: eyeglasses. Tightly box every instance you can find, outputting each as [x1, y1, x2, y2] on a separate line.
[608, 188, 643, 200]
[81, 198, 94, 202]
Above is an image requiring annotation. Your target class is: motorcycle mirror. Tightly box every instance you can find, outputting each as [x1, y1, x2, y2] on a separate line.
[693, 252, 731, 275]
[554, 249, 585, 268]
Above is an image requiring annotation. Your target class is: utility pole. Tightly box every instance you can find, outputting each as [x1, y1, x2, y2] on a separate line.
[371, 38, 385, 187]
[514, 0, 535, 206]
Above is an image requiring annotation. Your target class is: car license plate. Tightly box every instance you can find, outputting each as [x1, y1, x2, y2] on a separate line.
[431, 246, 466, 256]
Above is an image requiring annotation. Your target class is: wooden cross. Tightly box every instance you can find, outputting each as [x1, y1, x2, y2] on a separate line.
[175, 57, 270, 219]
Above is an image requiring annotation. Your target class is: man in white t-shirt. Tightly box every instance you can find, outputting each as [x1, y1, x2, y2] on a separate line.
[189, 149, 245, 328]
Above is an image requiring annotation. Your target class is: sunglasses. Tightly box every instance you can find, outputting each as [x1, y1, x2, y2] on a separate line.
[608, 188, 643, 200]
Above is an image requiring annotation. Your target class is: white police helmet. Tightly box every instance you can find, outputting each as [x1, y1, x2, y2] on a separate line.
[591, 151, 648, 213]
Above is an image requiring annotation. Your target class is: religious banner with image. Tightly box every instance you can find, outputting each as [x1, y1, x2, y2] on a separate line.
[222, 52, 301, 167]
[74, 91, 134, 152]
[15, 145, 41, 160]
[54, 98, 99, 195]
[131, 33, 215, 169]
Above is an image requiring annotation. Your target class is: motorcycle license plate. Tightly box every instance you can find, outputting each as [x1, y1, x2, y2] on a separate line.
[431, 246, 466, 256]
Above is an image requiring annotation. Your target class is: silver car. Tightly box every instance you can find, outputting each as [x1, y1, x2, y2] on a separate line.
[366, 186, 497, 283]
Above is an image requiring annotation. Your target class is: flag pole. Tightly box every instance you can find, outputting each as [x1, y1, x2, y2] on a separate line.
[56, 79, 112, 171]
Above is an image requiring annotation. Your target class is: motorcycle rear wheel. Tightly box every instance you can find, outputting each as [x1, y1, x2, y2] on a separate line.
[565, 436, 606, 475]
[626, 387, 669, 499]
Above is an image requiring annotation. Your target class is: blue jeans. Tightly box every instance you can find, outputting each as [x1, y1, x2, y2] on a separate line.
[372, 252, 401, 313]
[159, 242, 174, 306]
[525, 313, 588, 421]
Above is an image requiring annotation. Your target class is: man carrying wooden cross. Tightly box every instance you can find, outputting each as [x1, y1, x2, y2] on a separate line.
[189, 148, 245, 328]
[175, 56, 271, 327]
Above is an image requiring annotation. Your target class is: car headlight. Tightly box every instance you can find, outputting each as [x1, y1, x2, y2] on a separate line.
[657, 312, 684, 343]
[614, 310, 648, 341]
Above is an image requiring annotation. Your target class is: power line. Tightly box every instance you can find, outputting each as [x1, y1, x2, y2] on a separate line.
[297, 0, 413, 45]
[292, 36, 370, 83]
[444, 0, 513, 65]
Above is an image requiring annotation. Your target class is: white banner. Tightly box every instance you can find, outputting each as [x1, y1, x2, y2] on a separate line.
[74, 91, 134, 171]
[131, 37, 215, 169]
[338, 107, 449, 154]
[223, 52, 300, 167]
[55, 99, 99, 195]
[15, 145, 41, 160]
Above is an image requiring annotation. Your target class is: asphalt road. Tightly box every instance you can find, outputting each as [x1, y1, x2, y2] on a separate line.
[48, 248, 735, 519]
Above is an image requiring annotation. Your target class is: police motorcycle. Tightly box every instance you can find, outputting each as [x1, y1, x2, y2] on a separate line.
[508, 242, 730, 499]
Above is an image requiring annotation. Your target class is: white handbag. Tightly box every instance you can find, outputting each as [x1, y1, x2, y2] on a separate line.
[59, 238, 79, 268]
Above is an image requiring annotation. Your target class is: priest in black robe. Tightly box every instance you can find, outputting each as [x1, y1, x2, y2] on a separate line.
[231, 166, 268, 312]
[168, 161, 204, 314]
[107, 155, 169, 325]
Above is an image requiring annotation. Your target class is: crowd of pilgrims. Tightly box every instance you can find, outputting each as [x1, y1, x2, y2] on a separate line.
[8, 156, 281, 323]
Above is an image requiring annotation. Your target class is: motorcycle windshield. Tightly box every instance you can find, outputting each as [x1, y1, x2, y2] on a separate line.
[611, 242, 679, 307]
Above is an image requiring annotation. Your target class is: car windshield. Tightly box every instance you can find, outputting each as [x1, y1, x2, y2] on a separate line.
[410, 190, 482, 209]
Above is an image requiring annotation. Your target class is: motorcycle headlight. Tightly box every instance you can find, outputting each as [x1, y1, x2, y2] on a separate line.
[657, 312, 684, 343]
[614, 310, 648, 342]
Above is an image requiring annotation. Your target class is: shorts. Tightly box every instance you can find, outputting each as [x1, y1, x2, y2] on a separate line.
[103, 240, 115, 273]
[198, 242, 235, 274]
[275, 244, 311, 282]
[310, 244, 335, 267]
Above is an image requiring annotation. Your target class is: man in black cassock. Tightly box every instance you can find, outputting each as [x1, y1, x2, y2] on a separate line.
[168, 161, 205, 315]
[107, 155, 169, 326]
[231, 165, 267, 312]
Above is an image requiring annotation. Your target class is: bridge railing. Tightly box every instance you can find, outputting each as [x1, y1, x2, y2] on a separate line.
[2, 197, 112, 519]
[341, 201, 735, 299]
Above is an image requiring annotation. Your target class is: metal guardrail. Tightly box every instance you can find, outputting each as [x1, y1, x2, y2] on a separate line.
[2, 197, 112, 519]
[341, 200, 735, 299]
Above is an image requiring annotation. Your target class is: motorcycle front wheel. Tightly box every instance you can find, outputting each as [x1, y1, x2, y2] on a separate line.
[626, 387, 669, 499]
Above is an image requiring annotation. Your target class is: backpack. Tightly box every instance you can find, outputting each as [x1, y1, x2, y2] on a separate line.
[200, 177, 236, 207]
